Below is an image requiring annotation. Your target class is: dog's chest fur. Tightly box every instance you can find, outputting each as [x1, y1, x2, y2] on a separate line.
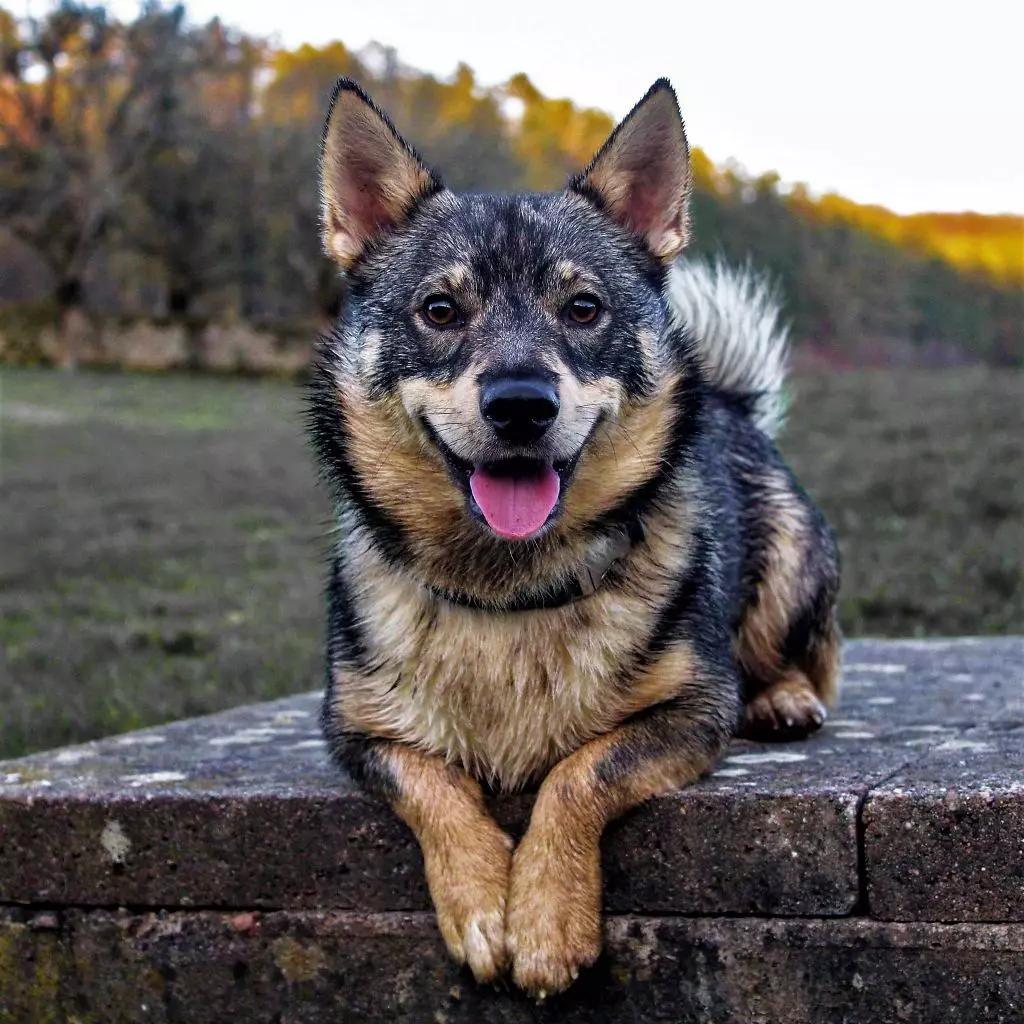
[331, 522, 693, 790]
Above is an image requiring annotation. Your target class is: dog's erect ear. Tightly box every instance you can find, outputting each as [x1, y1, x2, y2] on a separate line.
[571, 79, 692, 262]
[319, 78, 442, 268]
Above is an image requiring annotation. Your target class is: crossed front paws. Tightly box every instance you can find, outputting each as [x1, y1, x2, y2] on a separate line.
[425, 819, 603, 999]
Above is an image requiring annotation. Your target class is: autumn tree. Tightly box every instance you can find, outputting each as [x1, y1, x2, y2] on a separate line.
[128, 18, 266, 325]
[0, 3, 1019, 365]
[0, 2, 188, 311]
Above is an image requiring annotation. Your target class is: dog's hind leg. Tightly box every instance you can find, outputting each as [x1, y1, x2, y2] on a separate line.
[735, 470, 841, 742]
[740, 590, 841, 740]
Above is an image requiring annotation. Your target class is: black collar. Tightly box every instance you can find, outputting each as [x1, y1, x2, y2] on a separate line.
[427, 520, 645, 613]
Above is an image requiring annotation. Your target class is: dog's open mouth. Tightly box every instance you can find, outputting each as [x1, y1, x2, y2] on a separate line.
[469, 458, 561, 540]
[423, 422, 581, 541]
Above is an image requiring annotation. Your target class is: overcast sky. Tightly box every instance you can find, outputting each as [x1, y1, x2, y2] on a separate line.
[16, 0, 1024, 214]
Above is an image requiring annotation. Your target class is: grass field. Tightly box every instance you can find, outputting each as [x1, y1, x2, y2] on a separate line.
[1, 367, 1021, 759]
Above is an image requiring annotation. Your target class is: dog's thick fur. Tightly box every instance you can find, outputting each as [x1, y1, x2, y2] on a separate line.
[307, 77, 841, 998]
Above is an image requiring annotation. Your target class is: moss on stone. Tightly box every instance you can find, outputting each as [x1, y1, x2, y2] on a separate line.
[0, 302, 60, 366]
[0, 925, 61, 1024]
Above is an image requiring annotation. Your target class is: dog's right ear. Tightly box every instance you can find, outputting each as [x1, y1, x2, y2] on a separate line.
[319, 79, 442, 268]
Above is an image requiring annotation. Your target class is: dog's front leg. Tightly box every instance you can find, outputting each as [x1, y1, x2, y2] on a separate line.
[506, 663, 738, 998]
[334, 735, 512, 981]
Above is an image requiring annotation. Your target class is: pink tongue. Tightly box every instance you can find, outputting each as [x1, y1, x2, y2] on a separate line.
[469, 465, 561, 540]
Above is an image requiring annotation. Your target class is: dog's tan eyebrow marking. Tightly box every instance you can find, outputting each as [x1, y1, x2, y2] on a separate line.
[425, 262, 473, 292]
[552, 260, 603, 295]
[554, 260, 584, 285]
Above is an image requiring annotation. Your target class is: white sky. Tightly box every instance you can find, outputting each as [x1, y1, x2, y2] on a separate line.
[15, 0, 1024, 214]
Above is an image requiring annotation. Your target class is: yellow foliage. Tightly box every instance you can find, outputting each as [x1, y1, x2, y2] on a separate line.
[797, 192, 1023, 284]
[253, 40, 1021, 287]
[504, 73, 614, 190]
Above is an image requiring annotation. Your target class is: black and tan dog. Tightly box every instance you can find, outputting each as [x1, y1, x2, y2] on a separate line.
[307, 77, 840, 998]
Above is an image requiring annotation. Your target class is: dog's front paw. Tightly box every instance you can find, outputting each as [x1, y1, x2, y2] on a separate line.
[506, 825, 603, 999]
[422, 818, 513, 983]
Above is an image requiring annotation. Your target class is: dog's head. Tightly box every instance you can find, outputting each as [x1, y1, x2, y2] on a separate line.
[312, 79, 696, 597]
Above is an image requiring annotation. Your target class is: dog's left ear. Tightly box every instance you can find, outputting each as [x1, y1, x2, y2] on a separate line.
[571, 79, 692, 262]
[319, 78, 443, 268]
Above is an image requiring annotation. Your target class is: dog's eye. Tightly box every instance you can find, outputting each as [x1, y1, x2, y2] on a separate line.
[423, 295, 459, 327]
[565, 295, 601, 325]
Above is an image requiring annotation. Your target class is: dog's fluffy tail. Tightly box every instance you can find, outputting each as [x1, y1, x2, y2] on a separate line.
[665, 257, 790, 438]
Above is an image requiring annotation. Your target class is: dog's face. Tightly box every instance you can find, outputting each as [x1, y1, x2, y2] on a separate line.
[315, 80, 693, 574]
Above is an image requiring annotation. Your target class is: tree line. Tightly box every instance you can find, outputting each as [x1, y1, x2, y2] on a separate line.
[1, 2, 1020, 365]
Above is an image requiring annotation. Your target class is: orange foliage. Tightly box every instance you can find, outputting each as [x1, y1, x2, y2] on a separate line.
[792, 191, 1022, 284]
[254, 40, 1021, 286]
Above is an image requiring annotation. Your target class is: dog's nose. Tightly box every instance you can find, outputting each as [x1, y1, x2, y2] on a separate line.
[480, 377, 560, 444]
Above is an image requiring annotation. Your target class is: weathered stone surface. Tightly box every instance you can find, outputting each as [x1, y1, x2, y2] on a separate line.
[0, 638, 1021, 921]
[865, 731, 1024, 922]
[852, 638, 1024, 923]
[2, 908, 1022, 1024]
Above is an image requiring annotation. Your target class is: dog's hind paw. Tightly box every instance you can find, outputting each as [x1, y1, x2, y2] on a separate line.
[741, 670, 828, 741]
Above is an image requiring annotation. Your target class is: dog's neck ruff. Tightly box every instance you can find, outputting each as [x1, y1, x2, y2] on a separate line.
[427, 521, 644, 613]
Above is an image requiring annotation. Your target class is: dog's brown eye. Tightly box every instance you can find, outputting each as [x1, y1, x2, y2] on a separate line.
[424, 295, 458, 327]
[566, 295, 601, 325]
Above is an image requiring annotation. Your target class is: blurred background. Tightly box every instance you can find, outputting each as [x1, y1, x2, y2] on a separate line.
[1, 1, 1021, 759]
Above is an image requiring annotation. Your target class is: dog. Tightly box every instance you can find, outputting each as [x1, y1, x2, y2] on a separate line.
[307, 76, 841, 999]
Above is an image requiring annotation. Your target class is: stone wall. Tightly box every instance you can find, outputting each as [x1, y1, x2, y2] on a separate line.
[0, 307, 317, 376]
[1, 638, 1022, 1022]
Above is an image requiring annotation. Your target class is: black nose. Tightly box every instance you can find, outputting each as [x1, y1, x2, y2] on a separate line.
[480, 377, 560, 444]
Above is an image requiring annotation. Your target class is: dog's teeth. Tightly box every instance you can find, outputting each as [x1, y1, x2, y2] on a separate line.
[784, 717, 795, 727]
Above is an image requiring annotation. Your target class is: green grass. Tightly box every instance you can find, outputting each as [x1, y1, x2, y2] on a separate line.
[1, 367, 1021, 759]
[779, 368, 1023, 639]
